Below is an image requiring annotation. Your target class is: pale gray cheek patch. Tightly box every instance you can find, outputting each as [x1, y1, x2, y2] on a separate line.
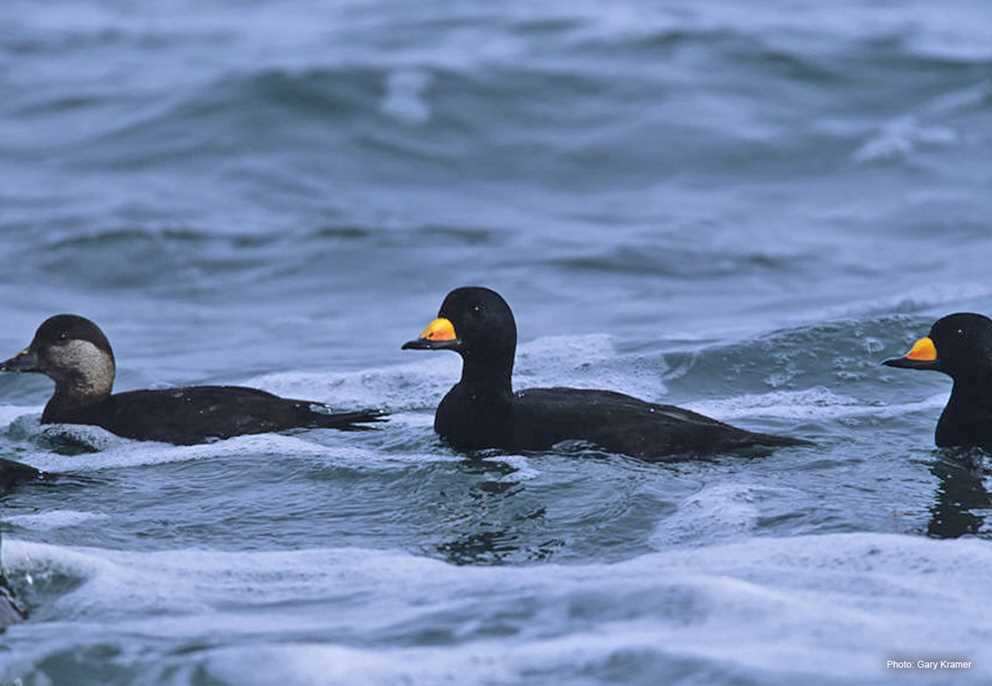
[50, 340, 116, 397]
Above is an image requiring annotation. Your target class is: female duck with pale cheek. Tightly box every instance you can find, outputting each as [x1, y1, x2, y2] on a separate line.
[403, 287, 809, 460]
[1, 314, 386, 445]
[884, 312, 992, 448]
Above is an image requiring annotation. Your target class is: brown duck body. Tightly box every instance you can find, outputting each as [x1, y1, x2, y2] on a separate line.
[44, 385, 384, 445]
[2, 315, 385, 446]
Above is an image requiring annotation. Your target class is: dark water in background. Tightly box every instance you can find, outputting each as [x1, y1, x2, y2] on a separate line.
[1, 1, 992, 684]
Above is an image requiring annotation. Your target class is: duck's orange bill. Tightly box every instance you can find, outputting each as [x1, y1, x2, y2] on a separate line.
[904, 336, 937, 362]
[418, 317, 457, 342]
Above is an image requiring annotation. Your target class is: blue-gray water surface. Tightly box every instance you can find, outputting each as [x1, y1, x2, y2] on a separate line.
[1, 1, 992, 684]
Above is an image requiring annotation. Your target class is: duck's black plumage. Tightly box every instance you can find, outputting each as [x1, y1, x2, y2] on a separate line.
[1, 314, 385, 446]
[0, 457, 43, 492]
[884, 312, 992, 448]
[403, 287, 806, 460]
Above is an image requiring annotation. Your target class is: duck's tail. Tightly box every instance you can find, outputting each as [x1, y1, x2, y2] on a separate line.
[306, 407, 390, 431]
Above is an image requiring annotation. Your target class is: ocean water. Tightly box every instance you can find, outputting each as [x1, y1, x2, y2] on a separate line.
[1, 1, 992, 684]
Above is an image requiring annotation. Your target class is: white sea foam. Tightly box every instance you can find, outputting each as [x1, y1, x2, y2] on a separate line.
[10, 431, 459, 474]
[854, 117, 958, 164]
[685, 387, 948, 422]
[0, 405, 43, 430]
[381, 69, 432, 124]
[651, 482, 800, 548]
[2, 533, 990, 685]
[5, 510, 109, 532]
[489, 454, 539, 481]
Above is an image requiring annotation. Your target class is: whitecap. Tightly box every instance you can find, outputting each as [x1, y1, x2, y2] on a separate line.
[381, 69, 432, 125]
[3, 534, 990, 685]
[10, 432, 456, 474]
[685, 386, 947, 422]
[651, 482, 800, 548]
[0, 406, 44, 431]
[6, 510, 109, 532]
[853, 117, 957, 164]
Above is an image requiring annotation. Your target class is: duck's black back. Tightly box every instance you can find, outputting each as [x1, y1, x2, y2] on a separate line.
[435, 384, 805, 459]
[53, 385, 384, 445]
[511, 387, 804, 458]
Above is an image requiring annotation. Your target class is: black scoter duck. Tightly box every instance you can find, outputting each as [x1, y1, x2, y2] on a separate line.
[884, 312, 992, 448]
[1, 315, 385, 445]
[402, 287, 807, 460]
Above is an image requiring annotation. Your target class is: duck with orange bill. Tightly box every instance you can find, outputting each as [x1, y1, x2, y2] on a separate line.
[0, 315, 388, 445]
[884, 313, 992, 448]
[402, 286, 810, 460]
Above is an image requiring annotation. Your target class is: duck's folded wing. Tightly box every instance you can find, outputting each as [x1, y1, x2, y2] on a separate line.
[96, 386, 386, 444]
[513, 387, 805, 458]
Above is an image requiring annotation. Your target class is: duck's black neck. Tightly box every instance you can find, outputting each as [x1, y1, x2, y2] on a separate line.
[436, 350, 515, 449]
[938, 370, 992, 447]
[948, 370, 992, 413]
[459, 350, 514, 394]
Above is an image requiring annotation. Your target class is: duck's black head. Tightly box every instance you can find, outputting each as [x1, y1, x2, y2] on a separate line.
[1, 314, 116, 401]
[883, 313, 992, 379]
[402, 287, 517, 379]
